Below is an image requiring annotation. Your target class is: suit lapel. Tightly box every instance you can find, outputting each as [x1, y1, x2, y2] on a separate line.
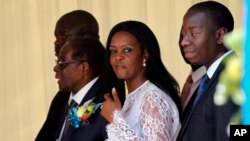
[54, 92, 70, 140]
[79, 78, 102, 105]
[64, 78, 103, 140]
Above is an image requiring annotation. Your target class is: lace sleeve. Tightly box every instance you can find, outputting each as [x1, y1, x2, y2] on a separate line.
[106, 91, 175, 141]
[106, 110, 138, 141]
[139, 91, 173, 141]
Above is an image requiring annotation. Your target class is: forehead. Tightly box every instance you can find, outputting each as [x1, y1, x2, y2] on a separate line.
[59, 42, 73, 58]
[55, 18, 83, 33]
[183, 10, 213, 29]
[54, 20, 76, 35]
[111, 31, 139, 45]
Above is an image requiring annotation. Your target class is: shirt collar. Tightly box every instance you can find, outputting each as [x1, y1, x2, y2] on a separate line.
[68, 77, 99, 105]
[191, 66, 206, 83]
[206, 50, 233, 79]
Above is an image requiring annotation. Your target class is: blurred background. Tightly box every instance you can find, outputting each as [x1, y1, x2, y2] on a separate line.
[0, 0, 243, 140]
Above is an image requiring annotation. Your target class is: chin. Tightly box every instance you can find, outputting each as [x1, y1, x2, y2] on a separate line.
[113, 71, 125, 78]
[115, 75, 127, 80]
[187, 58, 199, 65]
[116, 76, 126, 80]
[59, 86, 68, 92]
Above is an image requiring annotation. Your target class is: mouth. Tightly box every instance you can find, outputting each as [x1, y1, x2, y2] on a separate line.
[112, 64, 127, 79]
[55, 72, 61, 83]
[114, 64, 126, 70]
[55, 72, 60, 78]
[57, 79, 63, 87]
[184, 50, 196, 60]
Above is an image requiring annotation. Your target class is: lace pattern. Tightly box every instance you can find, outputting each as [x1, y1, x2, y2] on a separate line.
[106, 80, 180, 141]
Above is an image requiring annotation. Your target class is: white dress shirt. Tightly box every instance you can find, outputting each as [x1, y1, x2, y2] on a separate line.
[206, 50, 233, 79]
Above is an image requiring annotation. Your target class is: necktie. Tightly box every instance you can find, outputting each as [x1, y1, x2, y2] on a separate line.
[193, 74, 209, 106]
[61, 100, 77, 140]
[181, 75, 193, 107]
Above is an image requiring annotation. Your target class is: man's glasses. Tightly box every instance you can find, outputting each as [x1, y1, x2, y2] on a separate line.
[55, 59, 86, 70]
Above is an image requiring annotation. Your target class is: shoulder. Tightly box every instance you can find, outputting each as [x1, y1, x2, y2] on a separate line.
[51, 91, 70, 107]
[142, 81, 179, 113]
[50, 91, 70, 111]
[143, 81, 173, 101]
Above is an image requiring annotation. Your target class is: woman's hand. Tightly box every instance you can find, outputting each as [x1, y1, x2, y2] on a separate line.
[100, 88, 122, 123]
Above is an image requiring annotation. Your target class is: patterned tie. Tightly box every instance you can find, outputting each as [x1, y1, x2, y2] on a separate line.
[193, 74, 209, 106]
[61, 100, 77, 140]
[181, 75, 193, 107]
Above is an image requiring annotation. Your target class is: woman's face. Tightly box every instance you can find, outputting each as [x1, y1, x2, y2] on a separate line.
[109, 31, 146, 82]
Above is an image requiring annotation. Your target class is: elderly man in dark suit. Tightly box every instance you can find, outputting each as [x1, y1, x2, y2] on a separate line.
[54, 37, 107, 141]
[177, 1, 239, 141]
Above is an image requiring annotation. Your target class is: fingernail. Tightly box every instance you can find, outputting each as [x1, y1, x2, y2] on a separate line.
[112, 87, 116, 93]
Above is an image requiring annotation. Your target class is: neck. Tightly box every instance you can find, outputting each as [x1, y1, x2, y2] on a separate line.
[126, 70, 147, 93]
[72, 75, 97, 94]
[205, 48, 228, 69]
[191, 65, 202, 71]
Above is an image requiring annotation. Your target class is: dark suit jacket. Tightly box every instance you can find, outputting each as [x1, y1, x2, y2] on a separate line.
[177, 56, 239, 141]
[36, 78, 108, 141]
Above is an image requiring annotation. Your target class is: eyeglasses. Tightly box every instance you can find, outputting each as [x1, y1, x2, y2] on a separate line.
[55, 59, 86, 70]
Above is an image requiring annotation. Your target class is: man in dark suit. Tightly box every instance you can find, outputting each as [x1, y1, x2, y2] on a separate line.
[35, 10, 106, 141]
[38, 37, 108, 141]
[56, 37, 107, 141]
[177, 1, 239, 141]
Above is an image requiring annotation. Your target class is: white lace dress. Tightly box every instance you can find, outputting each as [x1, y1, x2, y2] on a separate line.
[106, 80, 181, 141]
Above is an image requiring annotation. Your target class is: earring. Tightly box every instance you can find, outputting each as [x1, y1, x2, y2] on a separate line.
[143, 59, 146, 67]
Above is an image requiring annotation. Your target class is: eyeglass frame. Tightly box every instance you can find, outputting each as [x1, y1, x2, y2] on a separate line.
[55, 59, 86, 70]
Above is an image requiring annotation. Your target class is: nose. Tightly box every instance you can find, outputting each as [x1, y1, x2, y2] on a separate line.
[114, 52, 124, 61]
[53, 64, 60, 73]
[180, 34, 191, 48]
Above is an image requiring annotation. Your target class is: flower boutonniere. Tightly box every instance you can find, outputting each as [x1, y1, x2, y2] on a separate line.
[67, 97, 102, 128]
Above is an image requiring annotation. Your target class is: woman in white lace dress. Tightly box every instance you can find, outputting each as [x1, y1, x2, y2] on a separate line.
[100, 21, 181, 141]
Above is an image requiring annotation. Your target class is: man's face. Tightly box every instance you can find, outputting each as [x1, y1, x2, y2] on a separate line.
[179, 10, 219, 68]
[54, 43, 84, 93]
[54, 22, 76, 57]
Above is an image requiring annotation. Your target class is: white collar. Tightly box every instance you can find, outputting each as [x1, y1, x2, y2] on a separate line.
[206, 50, 233, 79]
[68, 77, 99, 105]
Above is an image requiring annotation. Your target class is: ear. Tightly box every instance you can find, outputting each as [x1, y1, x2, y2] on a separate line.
[143, 49, 149, 60]
[79, 62, 89, 73]
[216, 27, 227, 45]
